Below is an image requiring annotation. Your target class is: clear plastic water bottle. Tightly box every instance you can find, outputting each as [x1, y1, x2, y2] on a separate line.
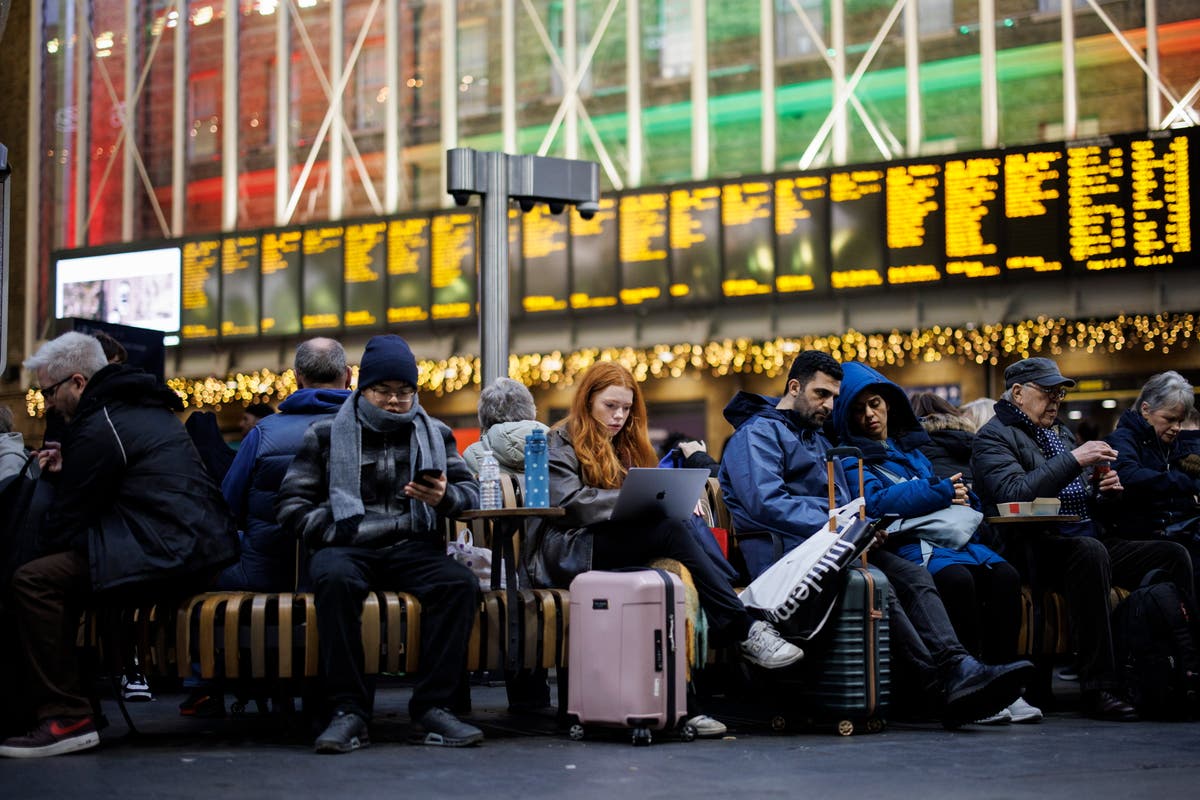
[478, 446, 502, 510]
[524, 428, 549, 508]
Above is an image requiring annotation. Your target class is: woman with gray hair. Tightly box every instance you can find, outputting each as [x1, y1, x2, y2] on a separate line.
[463, 378, 549, 476]
[1104, 370, 1200, 585]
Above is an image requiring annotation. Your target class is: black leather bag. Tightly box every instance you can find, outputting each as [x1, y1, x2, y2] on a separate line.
[0, 454, 53, 596]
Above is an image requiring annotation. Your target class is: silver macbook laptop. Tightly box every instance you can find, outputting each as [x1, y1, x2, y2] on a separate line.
[610, 468, 710, 522]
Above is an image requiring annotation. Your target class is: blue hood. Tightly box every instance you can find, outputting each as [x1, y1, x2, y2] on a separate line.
[831, 362, 929, 453]
[278, 388, 352, 416]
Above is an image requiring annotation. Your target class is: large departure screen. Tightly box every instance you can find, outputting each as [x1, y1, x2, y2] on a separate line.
[619, 191, 670, 307]
[344, 221, 387, 329]
[221, 235, 259, 337]
[829, 168, 887, 289]
[180, 239, 219, 338]
[303, 226, 344, 331]
[521, 205, 570, 313]
[943, 155, 1003, 279]
[570, 197, 619, 309]
[721, 180, 774, 298]
[669, 185, 721, 304]
[387, 217, 430, 323]
[886, 162, 943, 285]
[1004, 146, 1066, 274]
[261, 229, 302, 336]
[775, 174, 828, 294]
[430, 212, 476, 321]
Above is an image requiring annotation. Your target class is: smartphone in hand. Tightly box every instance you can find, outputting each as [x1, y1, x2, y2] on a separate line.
[414, 468, 443, 487]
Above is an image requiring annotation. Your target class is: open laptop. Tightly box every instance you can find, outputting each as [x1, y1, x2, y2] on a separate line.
[610, 468, 710, 522]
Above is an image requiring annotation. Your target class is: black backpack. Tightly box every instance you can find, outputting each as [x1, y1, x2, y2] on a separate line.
[1111, 570, 1200, 719]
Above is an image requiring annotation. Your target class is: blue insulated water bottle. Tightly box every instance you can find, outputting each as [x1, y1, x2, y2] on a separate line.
[524, 428, 549, 508]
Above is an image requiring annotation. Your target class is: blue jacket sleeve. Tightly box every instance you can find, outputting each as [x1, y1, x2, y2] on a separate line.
[843, 456, 954, 518]
[1107, 426, 1200, 499]
[721, 421, 831, 541]
[221, 425, 261, 527]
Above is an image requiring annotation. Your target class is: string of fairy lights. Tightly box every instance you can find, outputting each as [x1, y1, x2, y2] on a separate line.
[24, 313, 1197, 416]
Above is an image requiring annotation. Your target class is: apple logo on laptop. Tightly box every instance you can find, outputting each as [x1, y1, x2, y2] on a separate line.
[656, 490, 666, 500]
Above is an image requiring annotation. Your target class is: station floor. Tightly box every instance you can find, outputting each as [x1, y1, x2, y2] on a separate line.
[3, 675, 1199, 799]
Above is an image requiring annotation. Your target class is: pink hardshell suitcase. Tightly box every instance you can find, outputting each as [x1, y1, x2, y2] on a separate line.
[566, 568, 692, 745]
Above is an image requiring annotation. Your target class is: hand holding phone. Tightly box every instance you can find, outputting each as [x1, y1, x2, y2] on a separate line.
[414, 468, 443, 488]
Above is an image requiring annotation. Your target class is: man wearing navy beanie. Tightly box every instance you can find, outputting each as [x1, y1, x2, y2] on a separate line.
[278, 334, 483, 752]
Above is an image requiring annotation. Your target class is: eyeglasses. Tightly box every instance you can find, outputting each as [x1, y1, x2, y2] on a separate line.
[38, 375, 75, 398]
[365, 384, 416, 400]
[1024, 383, 1069, 402]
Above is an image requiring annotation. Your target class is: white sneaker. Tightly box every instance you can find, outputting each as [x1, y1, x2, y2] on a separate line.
[1006, 696, 1043, 724]
[740, 621, 804, 669]
[685, 714, 727, 738]
[974, 706, 1012, 725]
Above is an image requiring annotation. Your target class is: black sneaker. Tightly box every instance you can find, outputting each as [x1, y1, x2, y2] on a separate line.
[408, 707, 483, 747]
[314, 710, 370, 754]
[0, 716, 100, 759]
[121, 672, 153, 703]
[942, 657, 1034, 728]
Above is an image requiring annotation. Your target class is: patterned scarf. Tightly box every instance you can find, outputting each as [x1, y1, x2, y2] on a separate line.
[1007, 402, 1090, 520]
[329, 391, 446, 534]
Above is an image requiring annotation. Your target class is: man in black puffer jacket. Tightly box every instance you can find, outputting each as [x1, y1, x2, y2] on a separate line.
[277, 334, 482, 755]
[0, 333, 238, 759]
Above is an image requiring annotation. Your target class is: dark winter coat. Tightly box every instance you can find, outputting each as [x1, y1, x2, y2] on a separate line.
[1103, 408, 1200, 536]
[919, 412, 978, 485]
[39, 364, 239, 596]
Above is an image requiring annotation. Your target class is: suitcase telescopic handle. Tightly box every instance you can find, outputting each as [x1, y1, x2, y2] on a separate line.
[825, 447, 865, 522]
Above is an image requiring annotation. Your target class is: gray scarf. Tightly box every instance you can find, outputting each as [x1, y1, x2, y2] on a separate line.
[329, 391, 447, 534]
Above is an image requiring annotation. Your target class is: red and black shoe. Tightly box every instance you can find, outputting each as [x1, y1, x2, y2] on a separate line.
[0, 716, 100, 759]
[179, 690, 226, 718]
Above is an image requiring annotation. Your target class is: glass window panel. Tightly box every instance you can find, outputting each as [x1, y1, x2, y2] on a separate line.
[140, 2, 182, 240]
[237, 1, 277, 229]
[186, 0, 225, 234]
[708, 0, 761, 176]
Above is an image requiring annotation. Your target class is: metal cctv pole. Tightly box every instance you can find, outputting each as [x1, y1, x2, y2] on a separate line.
[446, 148, 600, 386]
[480, 151, 510, 387]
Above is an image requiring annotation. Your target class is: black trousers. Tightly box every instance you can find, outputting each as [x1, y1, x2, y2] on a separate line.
[869, 549, 971, 694]
[8, 550, 93, 721]
[1031, 534, 1193, 691]
[932, 561, 1023, 664]
[590, 516, 753, 643]
[308, 540, 479, 721]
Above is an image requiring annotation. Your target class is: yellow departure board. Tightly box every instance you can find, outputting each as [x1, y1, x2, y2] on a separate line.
[570, 197, 619, 309]
[221, 235, 258, 337]
[619, 191, 670, 306]
[829, 169, 886, 288]
[181, 238, 219, 339]
[669, 185, 721, 302]
[775, 174, 828, 293]
[886, 163, 943, 285]
[431, 212, 476, 321]
[1004, 147, 1065, 273]
[1067, 141, 1128, 271]
[721, 181, 774, 297]
[261, 229, 302, 335]
[521, 204, 569, 313]
[344, 221, 387, 327]
[387, 217, 430, 323]
[944, 156, 1003, 278]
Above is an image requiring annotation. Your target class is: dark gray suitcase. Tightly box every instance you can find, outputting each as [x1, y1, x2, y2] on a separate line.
[794, 563, 891, 734]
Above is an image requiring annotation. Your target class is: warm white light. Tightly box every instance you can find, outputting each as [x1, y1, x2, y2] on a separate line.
[95, 31, 114, 51]
[1101, 399, 1118, 409]
[1068, 410, 1083, 420]
[192, 6, 214, 26]
[46, 38, 60, 54]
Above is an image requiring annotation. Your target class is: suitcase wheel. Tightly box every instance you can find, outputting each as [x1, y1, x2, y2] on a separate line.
[679, 723, 697, 743]
[770, 715, 788, 732]
[631, 727, 652, 746]
[230, 700, 247, 717]
[866, 718, 885, 734]
[836, 719, 854, 736]
[568, 723, 585, 741]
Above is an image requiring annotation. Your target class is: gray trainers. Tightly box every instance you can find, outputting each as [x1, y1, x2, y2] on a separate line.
[409, 707, 483, 747]
[685, 714, 728, 738]
[740, 620, 804, 669]
[314, 710, 370, 754]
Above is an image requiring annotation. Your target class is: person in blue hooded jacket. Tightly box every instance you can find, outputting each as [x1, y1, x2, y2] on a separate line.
[832, 362, 1038, 724]
[720, 350, 1033, 727]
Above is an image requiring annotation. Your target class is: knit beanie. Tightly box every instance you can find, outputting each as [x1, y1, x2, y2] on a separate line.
[357, 334, 418, 390]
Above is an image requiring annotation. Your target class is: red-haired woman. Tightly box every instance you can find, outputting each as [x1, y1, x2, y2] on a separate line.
[525, 362, 802, 700]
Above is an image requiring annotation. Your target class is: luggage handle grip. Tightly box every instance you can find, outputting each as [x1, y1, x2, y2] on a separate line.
[825, 447, 865, 529]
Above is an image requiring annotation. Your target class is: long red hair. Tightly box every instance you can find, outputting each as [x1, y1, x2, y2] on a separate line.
[561, 361, 657, 489]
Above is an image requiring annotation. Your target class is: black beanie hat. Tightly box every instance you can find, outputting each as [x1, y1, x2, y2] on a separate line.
[358, 335, 418, 391]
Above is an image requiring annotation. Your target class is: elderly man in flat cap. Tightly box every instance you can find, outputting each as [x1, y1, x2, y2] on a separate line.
[971, 357, 1193, 721]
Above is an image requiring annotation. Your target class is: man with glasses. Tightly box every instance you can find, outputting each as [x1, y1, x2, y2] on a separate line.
[277, 334, 483, 753]
[971, 357, 1193, 720]
[1, 332, 238, 758]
